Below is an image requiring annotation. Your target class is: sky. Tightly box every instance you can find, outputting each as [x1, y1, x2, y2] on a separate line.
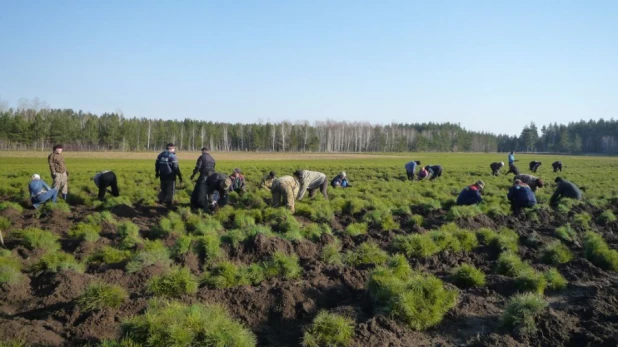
[0, 0, 616, 136]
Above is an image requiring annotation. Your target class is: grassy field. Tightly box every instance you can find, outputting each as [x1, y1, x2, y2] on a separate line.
[0, 152, 617, 346]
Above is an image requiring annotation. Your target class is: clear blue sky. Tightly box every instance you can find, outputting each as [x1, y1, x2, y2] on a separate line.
[1, 0, 616, 136]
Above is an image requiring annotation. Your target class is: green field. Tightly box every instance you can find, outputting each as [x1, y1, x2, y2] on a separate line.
[1, 152, 617, 346]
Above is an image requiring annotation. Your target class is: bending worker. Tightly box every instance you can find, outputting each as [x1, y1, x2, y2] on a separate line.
[260, 171, 277, 191]
[93, 171, 120, 200]
[405, 161, 421, 180]
[456, 180, 485, 205]
[271, 175, 300, 213]
[513, 174, 544, 192]
[550, 177, 582, 206]
[490, 162, 505, 176]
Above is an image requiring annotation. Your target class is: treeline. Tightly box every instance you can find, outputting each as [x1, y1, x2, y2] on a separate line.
[0, 106, 617, 154]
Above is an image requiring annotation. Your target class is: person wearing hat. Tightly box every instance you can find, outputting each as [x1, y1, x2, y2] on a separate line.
[507, 179, 537, 212]
[228, 168, 246, 195]
[529, 161, 542, 173]
[550, 177, 582, 206]
[294, 169, 328, 200]
[490, 161, 505, 176]
[417, 167, 429, 180]
[259, 171, 277, 191]
[29, 174, 58, 209]
[93, 171, 120, 200]
[405, 160, 421, 180]
[190, 146, 216, 181]
[456, 180, 485, 205]
[155, 143, 183, 205]
[48, 144, 69, 200]
[271, 175, 300, 213]
[552, 161, 564, 173]
[331, 171, 351, 188]
[513, 174, 544, 192]
[204, 172, 231, 210]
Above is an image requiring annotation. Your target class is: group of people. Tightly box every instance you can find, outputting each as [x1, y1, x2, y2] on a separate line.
[28, 144, 581, 216]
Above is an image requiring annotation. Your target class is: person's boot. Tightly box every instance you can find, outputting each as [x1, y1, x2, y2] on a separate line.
[62, 194, 67, 200]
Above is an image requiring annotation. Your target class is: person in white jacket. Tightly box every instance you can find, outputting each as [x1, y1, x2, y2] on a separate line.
[293, 170, 328, 200]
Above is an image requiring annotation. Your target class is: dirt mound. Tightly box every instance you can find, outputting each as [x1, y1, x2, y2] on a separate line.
[243, 233, 295, 261]
[110, 204, 137, 218]
[0, 317, 64, 346]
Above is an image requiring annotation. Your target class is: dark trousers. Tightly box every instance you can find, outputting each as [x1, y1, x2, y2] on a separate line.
[506, 164, 520, 175]
[308, 178, 329, 200]
[159, 178, 176, 204]
[553, 165, 562, 172]
[191, 176, 208, 209]
[530, 164, 541, 173]
[406, 170, 415, 180]
[98, 172, 119, 200]
[491, 169, 500, 176]
[429, 169, 442, 180]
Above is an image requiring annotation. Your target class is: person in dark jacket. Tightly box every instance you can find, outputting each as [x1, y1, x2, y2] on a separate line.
[550, 177, 582, 206]
[490, 162, 505, 176]
[425, 165, 442, 180]
[456, 180, 485, 205]
[552, 161, 563, 172]
[191, 147, 216, 180]
[205, 172, 232, 209]
[155, 143, 183, 205]
[513, 174, 544, 192]
[93, 171, 120, 200]
[507, 180, 537, 212]
[29, 174, 58, 209]
[529, 161, 542, 173]
[229, 168, 246, 195]
[331, 171, 351, 188]
[405, 161, 421, 180]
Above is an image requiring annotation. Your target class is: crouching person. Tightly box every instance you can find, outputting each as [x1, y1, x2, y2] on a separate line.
[550, 177, 582, 206]
[529, 161, 542, 173]
[552, 161, 563, 172]
[271, 175, 300, 213]
[29, 174, 58, 209]
[331, 171, 351, 188]
[93, 171, 120, 200]
[294, 170, 328, 200]
[513, 174, 544, 192]
[229, 168, 246, 195]
[490, 162, 504, 176]
[205, 173, 232, 211]
[507, 179, 536, 214]
[456, 180, 485, 205]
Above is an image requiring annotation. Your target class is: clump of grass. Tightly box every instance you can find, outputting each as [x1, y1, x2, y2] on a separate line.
[501, 293, 547, 335]
[496, 252, 528, 277]
[195, 233, 223, 264]
[452, 264, 486, 288]
[117, 221, 143, 249]
[320, 239, 343, 266]
[296, 203, 335, 223]
[68, 222, 101, 243]
[33, 251, 84, 273]
[232, 210, 256, 229]
[155, 212, 186, 237]
[41, 201, 71, 214]
[392, 234, 439, 258]
[263, 251, 302, 280]
[0, 250, 24, 284]
[172, 235, 194, 257]
[302, 311, 354, 347]
[555, 224, 577, 243]
[147, 266, 198, 298]
[344, 198, 368, 215]
[126, 240, 171, 273]
[514, 268, 547, 294]
[0, 201, 24, 213]
[344, 222, 368, 237]
[344, 242, 389, 267]
[429, 231, 461, 252]
[541, 241, 573, 265]
[367, 260, 457, 330]
[88, 246, 133, 265]
[573, 212, 592, 230]
[583, 232, 618, 271]
[202, 261, 248, 288]
[544, 268, 568, 291]
[447, 205, 482, 221]
[186, 215, 224, 235]
[408, 214, 424, 227]
[78, 282, 128, 311]
[119, 300, 256, 346]
[476, 228, 496, 246]
[301, 223, 332, 242]
[597, 210, 617, 225]
[14, 227, 60, 252]
[100, 196, 133, 210]
[489, 227, 519, 253]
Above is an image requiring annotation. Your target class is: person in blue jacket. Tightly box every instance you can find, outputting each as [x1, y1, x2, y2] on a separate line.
[404, 161, 421, 180]
[456, 180, 485, 205]
[155, 143, 183, 205]
[507, 179, 537, 212]
[28, 174, 58, 209]
[331, 171, 351, 188]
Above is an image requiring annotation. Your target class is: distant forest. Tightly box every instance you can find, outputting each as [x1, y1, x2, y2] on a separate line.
[1, 103, 617, 154]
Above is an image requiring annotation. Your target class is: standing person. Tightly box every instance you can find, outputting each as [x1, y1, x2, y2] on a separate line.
[48, 144, 69, 200]
[259, 171, 277, 191]
[271, 175, 300, 213]
[229, 168, 246, 195]
[552, 161, 563, 172]
[425, 165, 443, 180]
[93, 171, 120, 200]
[507, 179, 537, 212]
[529, 161, 542, 173]
[550, 177, 583, 206]
[155, 143, 183, 205]
[508, 151, 516, 166]
[205, 172, 232, 210]
[331, 171, 351, 188]
[456, 180, 485, 206]
[505, 151, 519, 175]
[29, 174, 58, 209]
[490, 162, 505, 176]
[294, 170, 328, 200]
[405, 161, 421, 180]
[513, 174, 544, 192]
[190, 147, 216, 181]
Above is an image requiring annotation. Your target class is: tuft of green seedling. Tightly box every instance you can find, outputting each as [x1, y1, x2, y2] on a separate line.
[262, 251, 302, 280]
[147, 266, 198, 298]
[544, 268, 568, 291]
[88, 246, 133, 265]
[344, 242, 389, 266]
[541, 241, 573, 265]
[117, 221, 143, 249]
[452, 264, 486, 288]
[14, 228, 60, 252]
[501, 293, 547, 335]
[302, 311, 354, 347]
[555, 224, 577, 243]
[68, 222, 101, 243]
[583, 232, 618, 271]
[33, 251, 84, 273]
[320, 239, 343, 266]
[126, 240, 172, 273]
[78, 282, 128, 311]
[0, 250, 24, 285]
[344, 222, 368, 237]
